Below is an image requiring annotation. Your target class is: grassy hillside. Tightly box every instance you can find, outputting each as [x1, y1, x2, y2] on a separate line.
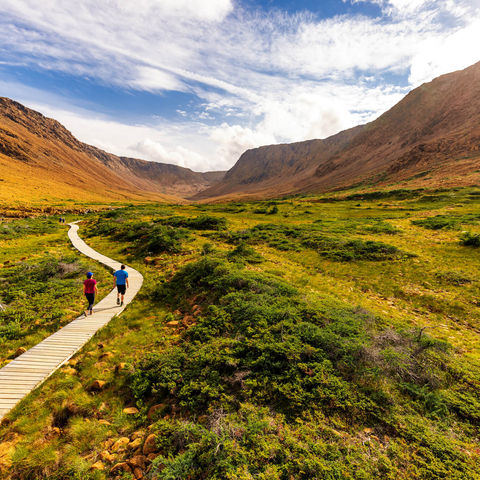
[1, 189, 480, 479]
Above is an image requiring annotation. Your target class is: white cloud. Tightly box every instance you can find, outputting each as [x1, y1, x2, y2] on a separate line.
[1, 0, 480, 171]
[409, 18, 480, 85]
[133, 139, 207, 171]
[130, 66, 184, 92]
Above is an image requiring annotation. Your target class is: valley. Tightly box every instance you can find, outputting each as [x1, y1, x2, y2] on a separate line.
[1, 189, 480, 478]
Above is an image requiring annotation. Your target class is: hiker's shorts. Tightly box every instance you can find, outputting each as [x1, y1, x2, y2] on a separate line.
[117, 284, 126, 295]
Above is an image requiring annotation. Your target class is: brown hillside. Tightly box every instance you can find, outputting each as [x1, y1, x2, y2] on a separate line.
[195, 61, 480, 200]
[0, 98, 224, 204]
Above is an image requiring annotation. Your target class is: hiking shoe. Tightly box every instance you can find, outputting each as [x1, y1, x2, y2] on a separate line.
[84, 310, 88, 317]
[90, 309, 93, 315]
[117, 298, 120, 305]
[120, 301, 124, 307]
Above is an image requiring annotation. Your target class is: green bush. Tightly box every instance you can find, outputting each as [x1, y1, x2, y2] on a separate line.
[133, 258, 447, 424]
[86, 218, 189, 256]
[158, 215, 227, 230]
[412, 214, 480, 230]
[303, 237, 407, 261]
[0, 218, 59, 239]
[227, 243, 263, 264]
[412, 215, 459, 230]
[459, 231, 480, 247]
[211, 223, 408, 260]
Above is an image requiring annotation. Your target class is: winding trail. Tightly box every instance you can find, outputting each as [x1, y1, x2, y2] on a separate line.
[0, 222, 143, 420]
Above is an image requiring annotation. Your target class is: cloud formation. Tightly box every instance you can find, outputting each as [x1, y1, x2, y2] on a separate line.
[1, 0, 479, 171]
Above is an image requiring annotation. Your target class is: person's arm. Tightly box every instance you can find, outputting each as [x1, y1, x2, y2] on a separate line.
[126, 278, 129, 288]
[94, 284, 99, 294]
[113, 273, 117, 288]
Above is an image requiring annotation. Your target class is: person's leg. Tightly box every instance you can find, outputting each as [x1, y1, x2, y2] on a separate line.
[85, 293, 93, 315]
[119, 284, 126, 306]
[86, 293, 95, 314]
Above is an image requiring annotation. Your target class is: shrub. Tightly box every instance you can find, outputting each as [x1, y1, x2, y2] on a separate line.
[158, 215, 227, 230]
[133, 258, 448, 425]
[211, 223, 409, 260]
[0, 218, 59, 239]
[412, 214, 480, 230]
[412, 215, 459, 230]
[86, 218, 189, 256]
[227, 243, 263, 264]
[459, 231, 480, 247]
[303, 237, 407, 261]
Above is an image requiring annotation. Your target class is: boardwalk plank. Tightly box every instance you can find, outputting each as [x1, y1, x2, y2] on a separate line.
[0, 222, 143, 421]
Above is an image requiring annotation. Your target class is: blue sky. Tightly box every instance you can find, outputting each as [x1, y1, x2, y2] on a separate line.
[1, 0, 479, 171]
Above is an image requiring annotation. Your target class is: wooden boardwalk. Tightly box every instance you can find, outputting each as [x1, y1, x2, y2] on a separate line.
[0, 222, 143, 420]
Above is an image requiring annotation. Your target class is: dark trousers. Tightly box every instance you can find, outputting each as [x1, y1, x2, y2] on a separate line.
[85, 293, 95, 310]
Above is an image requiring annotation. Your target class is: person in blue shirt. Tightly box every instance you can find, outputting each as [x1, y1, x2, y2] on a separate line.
[113, 264, 129, 306]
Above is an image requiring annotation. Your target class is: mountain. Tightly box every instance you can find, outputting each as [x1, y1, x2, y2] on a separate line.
[0, 98, 224, 203]
[195, 61, 480, 200]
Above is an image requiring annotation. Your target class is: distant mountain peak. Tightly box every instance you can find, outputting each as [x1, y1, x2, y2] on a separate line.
[0, 98, 225, 203]
[195, 61, 480, 200]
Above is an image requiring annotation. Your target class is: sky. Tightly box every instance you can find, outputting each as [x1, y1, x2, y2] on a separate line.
[0, 0, 479, 172]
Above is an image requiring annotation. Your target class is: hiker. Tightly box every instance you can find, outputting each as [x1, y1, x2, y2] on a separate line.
[83, 271, 98, 316]
[113, 264, 129, 306]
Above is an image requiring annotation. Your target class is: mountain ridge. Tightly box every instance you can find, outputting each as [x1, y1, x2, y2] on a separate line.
[194, 61, 480, 200]
[0, 97, 224, 203]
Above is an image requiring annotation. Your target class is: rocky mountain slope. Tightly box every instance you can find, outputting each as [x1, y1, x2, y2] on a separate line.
[195, 61, 480, 200]
[0, 98, 224, 203]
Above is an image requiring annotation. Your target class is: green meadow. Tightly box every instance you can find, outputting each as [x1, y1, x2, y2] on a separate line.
[1, 188, 480, 479]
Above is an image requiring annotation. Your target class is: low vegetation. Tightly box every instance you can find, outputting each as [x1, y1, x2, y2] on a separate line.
[1, 188, 480, 479]
[0, 217, 111, 365]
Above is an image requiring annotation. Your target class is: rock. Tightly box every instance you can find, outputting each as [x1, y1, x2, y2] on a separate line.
[91, 461, 105, 471]
[98, 419, 111, 426]
[128, 438, 142, 450]
[131, 430, 145, 440]
[127, 455, 147, 470]
[144, 256, 154, 265]
[133, 467, 144, 479]
[89, 380, 106, 391]
[52, 427, 61, 435]
[99, 450, 115, 463]
[123, 407, 139, 415]
[68, 358, 79, 366]
[143, 434, 158, 455]
[14, 347, 26, 357]
[147, 453, 160, 462]
[182, 315, 194, 324]
[363, 427, 373, 434]
[115, 362, 127, 372]
[147, 404, 165, 420]
[166, 320, 179, 328]
[62, 366, 77, 376]
[99, 351, 114, 360]
[104, 438, 115, 449]
[110, 462, 132, 474]
[111, 437, 130, 452]
[173, 309, 182, 316]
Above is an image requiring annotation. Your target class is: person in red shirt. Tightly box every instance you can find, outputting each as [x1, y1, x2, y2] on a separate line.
[83, 271, 98, 316]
